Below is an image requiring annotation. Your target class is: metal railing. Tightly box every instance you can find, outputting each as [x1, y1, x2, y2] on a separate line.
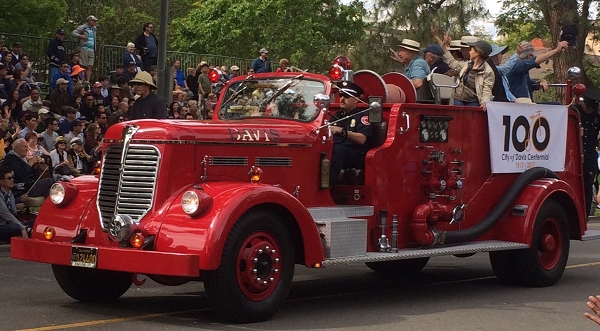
[0, 33, 256, 83]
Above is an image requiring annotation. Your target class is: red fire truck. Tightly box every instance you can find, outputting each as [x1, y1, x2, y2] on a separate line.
[11, 59, 599, 323]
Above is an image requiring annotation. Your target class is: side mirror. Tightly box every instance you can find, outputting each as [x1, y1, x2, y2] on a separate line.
[368, 97, 382, 123]
[568, 67, 581, 80]
[314, 93, 330, 112]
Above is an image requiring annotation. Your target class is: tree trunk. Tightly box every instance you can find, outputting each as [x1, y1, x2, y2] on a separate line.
[543, 1, 587, 103]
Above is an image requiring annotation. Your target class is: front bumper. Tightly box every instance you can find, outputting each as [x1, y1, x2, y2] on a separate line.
[10, 238, 200, 277]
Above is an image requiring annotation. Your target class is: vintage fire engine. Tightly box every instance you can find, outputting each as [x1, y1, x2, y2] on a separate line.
[11, 58, 600, 323]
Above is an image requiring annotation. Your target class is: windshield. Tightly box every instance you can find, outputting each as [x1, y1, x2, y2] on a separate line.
[218, 77, 326, 122]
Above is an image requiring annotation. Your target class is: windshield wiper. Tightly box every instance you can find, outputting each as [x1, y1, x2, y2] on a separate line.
[222, 75, 253, 105]
[261, 74, 304, 110]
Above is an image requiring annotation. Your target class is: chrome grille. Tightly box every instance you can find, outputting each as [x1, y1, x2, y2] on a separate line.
[255, 157, 293, 167]
[209, 156, 248, 166]
[97, 145, 160, 230]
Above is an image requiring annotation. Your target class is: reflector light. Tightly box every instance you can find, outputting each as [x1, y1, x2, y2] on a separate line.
[43, 227, 55, 240]
[333, 56, 352, 70]
[130, 232, 145, 248]
[208, 69, 220, 83]
[328, 65, 344, 82]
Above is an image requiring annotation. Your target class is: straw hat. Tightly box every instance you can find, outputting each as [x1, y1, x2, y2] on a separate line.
[460, 36, 479, 46]
[128, 71, 157, 89]
[398, 39, 421, 52]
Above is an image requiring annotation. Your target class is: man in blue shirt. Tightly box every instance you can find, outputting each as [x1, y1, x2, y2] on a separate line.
[72, 15, 98, 82]
[252, 48, 271, 73]
[390, 39, 430, 89]
[505, 40, 568, 101]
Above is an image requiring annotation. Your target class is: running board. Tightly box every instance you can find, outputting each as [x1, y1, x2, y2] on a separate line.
[322, 240, 529, 266]
[582, 230, 600, 241]
[308, 205, 374, 221]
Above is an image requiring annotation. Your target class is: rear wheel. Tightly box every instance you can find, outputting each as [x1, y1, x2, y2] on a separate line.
[489, 199, 569, 287]
[203, 210, 295, 323]
[365, 257, 429, 274]
[52, 265, 132, 302]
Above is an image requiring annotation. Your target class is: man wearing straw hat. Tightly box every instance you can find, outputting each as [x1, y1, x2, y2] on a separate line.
[128, 71, 167, 120]
[390, 39, 431, 89]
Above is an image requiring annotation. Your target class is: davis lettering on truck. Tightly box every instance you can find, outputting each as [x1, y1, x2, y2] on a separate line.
[11, 57, 600, 323]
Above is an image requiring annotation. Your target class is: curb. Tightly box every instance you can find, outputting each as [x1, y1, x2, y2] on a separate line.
[0, 244, 10, 254]
[590, 216, 600, 223]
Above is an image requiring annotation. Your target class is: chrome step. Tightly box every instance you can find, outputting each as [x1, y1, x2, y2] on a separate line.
[308, 205, 374, 221]
[322, 240, 529, 266]
[582, 230, 600, 241]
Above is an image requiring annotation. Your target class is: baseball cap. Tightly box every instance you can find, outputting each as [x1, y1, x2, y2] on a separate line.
[70, 137, 83, 146]
[56, 78, 69, 85]
[230, 65, 240, 71]
[259, 48, 269, 54]
[87, 15, 98, 21]
[93, 82, 102, 88]
[56, 28, 65, 35]
[422, 44, 444, 56]
[560, 24, 578, 47]
[38, 107, 50, 115]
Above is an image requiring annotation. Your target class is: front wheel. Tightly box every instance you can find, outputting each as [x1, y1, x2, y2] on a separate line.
[203, 210, 295, 323]
[52, 265, 132, 302]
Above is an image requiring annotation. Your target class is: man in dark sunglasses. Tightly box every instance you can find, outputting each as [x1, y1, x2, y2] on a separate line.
[0, 167, 32, 242]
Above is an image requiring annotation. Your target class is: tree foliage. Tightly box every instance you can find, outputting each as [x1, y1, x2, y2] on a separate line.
[371, 0, 490, 44]
[170, 0, 367, 72]
[0, 0, 67, 37]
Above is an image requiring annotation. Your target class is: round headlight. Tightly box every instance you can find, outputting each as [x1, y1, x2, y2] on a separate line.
[181, 191, 200, 215]
[49, 183, 65, 204]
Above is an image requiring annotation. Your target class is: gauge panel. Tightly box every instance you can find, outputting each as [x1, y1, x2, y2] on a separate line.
[419, 115, 452, 143]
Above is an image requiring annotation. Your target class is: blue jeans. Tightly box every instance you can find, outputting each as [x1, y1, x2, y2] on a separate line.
[0, 222, 24, 243]
[454, 100, 480, 107]
[48, 65, 59, 85]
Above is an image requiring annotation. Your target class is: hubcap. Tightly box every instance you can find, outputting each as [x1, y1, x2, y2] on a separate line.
[236, 231, 282, 301]
[537, 217, 562, 270]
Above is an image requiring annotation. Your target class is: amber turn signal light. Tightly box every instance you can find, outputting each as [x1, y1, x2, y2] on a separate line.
[43, 227, 55, 240]
[130, 232, 145, 248]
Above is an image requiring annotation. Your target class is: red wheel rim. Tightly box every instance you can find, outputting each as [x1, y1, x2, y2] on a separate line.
[236, 231, 282, 301]
[537, 217, 563, 270]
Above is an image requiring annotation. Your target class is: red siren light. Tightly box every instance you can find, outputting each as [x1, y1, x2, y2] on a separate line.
[573, 84, 586, 97]
[328, 64, 344, 81]
[333, 56, 352, 70]
[208, 69, 220, 83]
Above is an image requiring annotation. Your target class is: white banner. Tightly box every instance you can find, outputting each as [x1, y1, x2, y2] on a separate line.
[487, 101, 567, 174]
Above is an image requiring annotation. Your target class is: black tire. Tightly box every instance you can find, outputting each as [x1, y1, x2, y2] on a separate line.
[52, 265, 132, 302]
[203, 210, 295, 323]
[490, 199, 569, 287]
[365, 257, 429, 274]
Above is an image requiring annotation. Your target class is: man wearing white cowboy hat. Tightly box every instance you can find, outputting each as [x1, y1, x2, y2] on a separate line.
[390, 39, 430, 89]
[128, 71, 167, 120]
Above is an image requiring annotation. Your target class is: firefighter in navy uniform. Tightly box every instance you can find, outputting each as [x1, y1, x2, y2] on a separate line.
[579, 87, 600, 217]
[329, 81, 372, 186]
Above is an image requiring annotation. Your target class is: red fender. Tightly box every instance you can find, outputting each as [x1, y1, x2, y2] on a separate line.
[493, 178, 585, 244]
[155, 182, 324, 270]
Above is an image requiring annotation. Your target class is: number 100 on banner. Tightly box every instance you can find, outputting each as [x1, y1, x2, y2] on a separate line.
[487, 102, 567, 174]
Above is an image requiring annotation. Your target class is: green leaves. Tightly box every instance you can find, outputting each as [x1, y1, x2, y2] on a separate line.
[170, 0, 367, 72]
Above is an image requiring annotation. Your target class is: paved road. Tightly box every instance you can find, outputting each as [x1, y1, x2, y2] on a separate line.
[2, 224, 600, 331]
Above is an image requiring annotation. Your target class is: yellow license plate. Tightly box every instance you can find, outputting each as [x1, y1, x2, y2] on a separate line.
[70, 246, 98, 268]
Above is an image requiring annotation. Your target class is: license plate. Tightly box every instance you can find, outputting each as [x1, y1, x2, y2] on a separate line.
[70, 246, 98, 268]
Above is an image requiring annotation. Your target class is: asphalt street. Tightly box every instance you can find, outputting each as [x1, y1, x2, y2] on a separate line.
[2, 223, 600, 331]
